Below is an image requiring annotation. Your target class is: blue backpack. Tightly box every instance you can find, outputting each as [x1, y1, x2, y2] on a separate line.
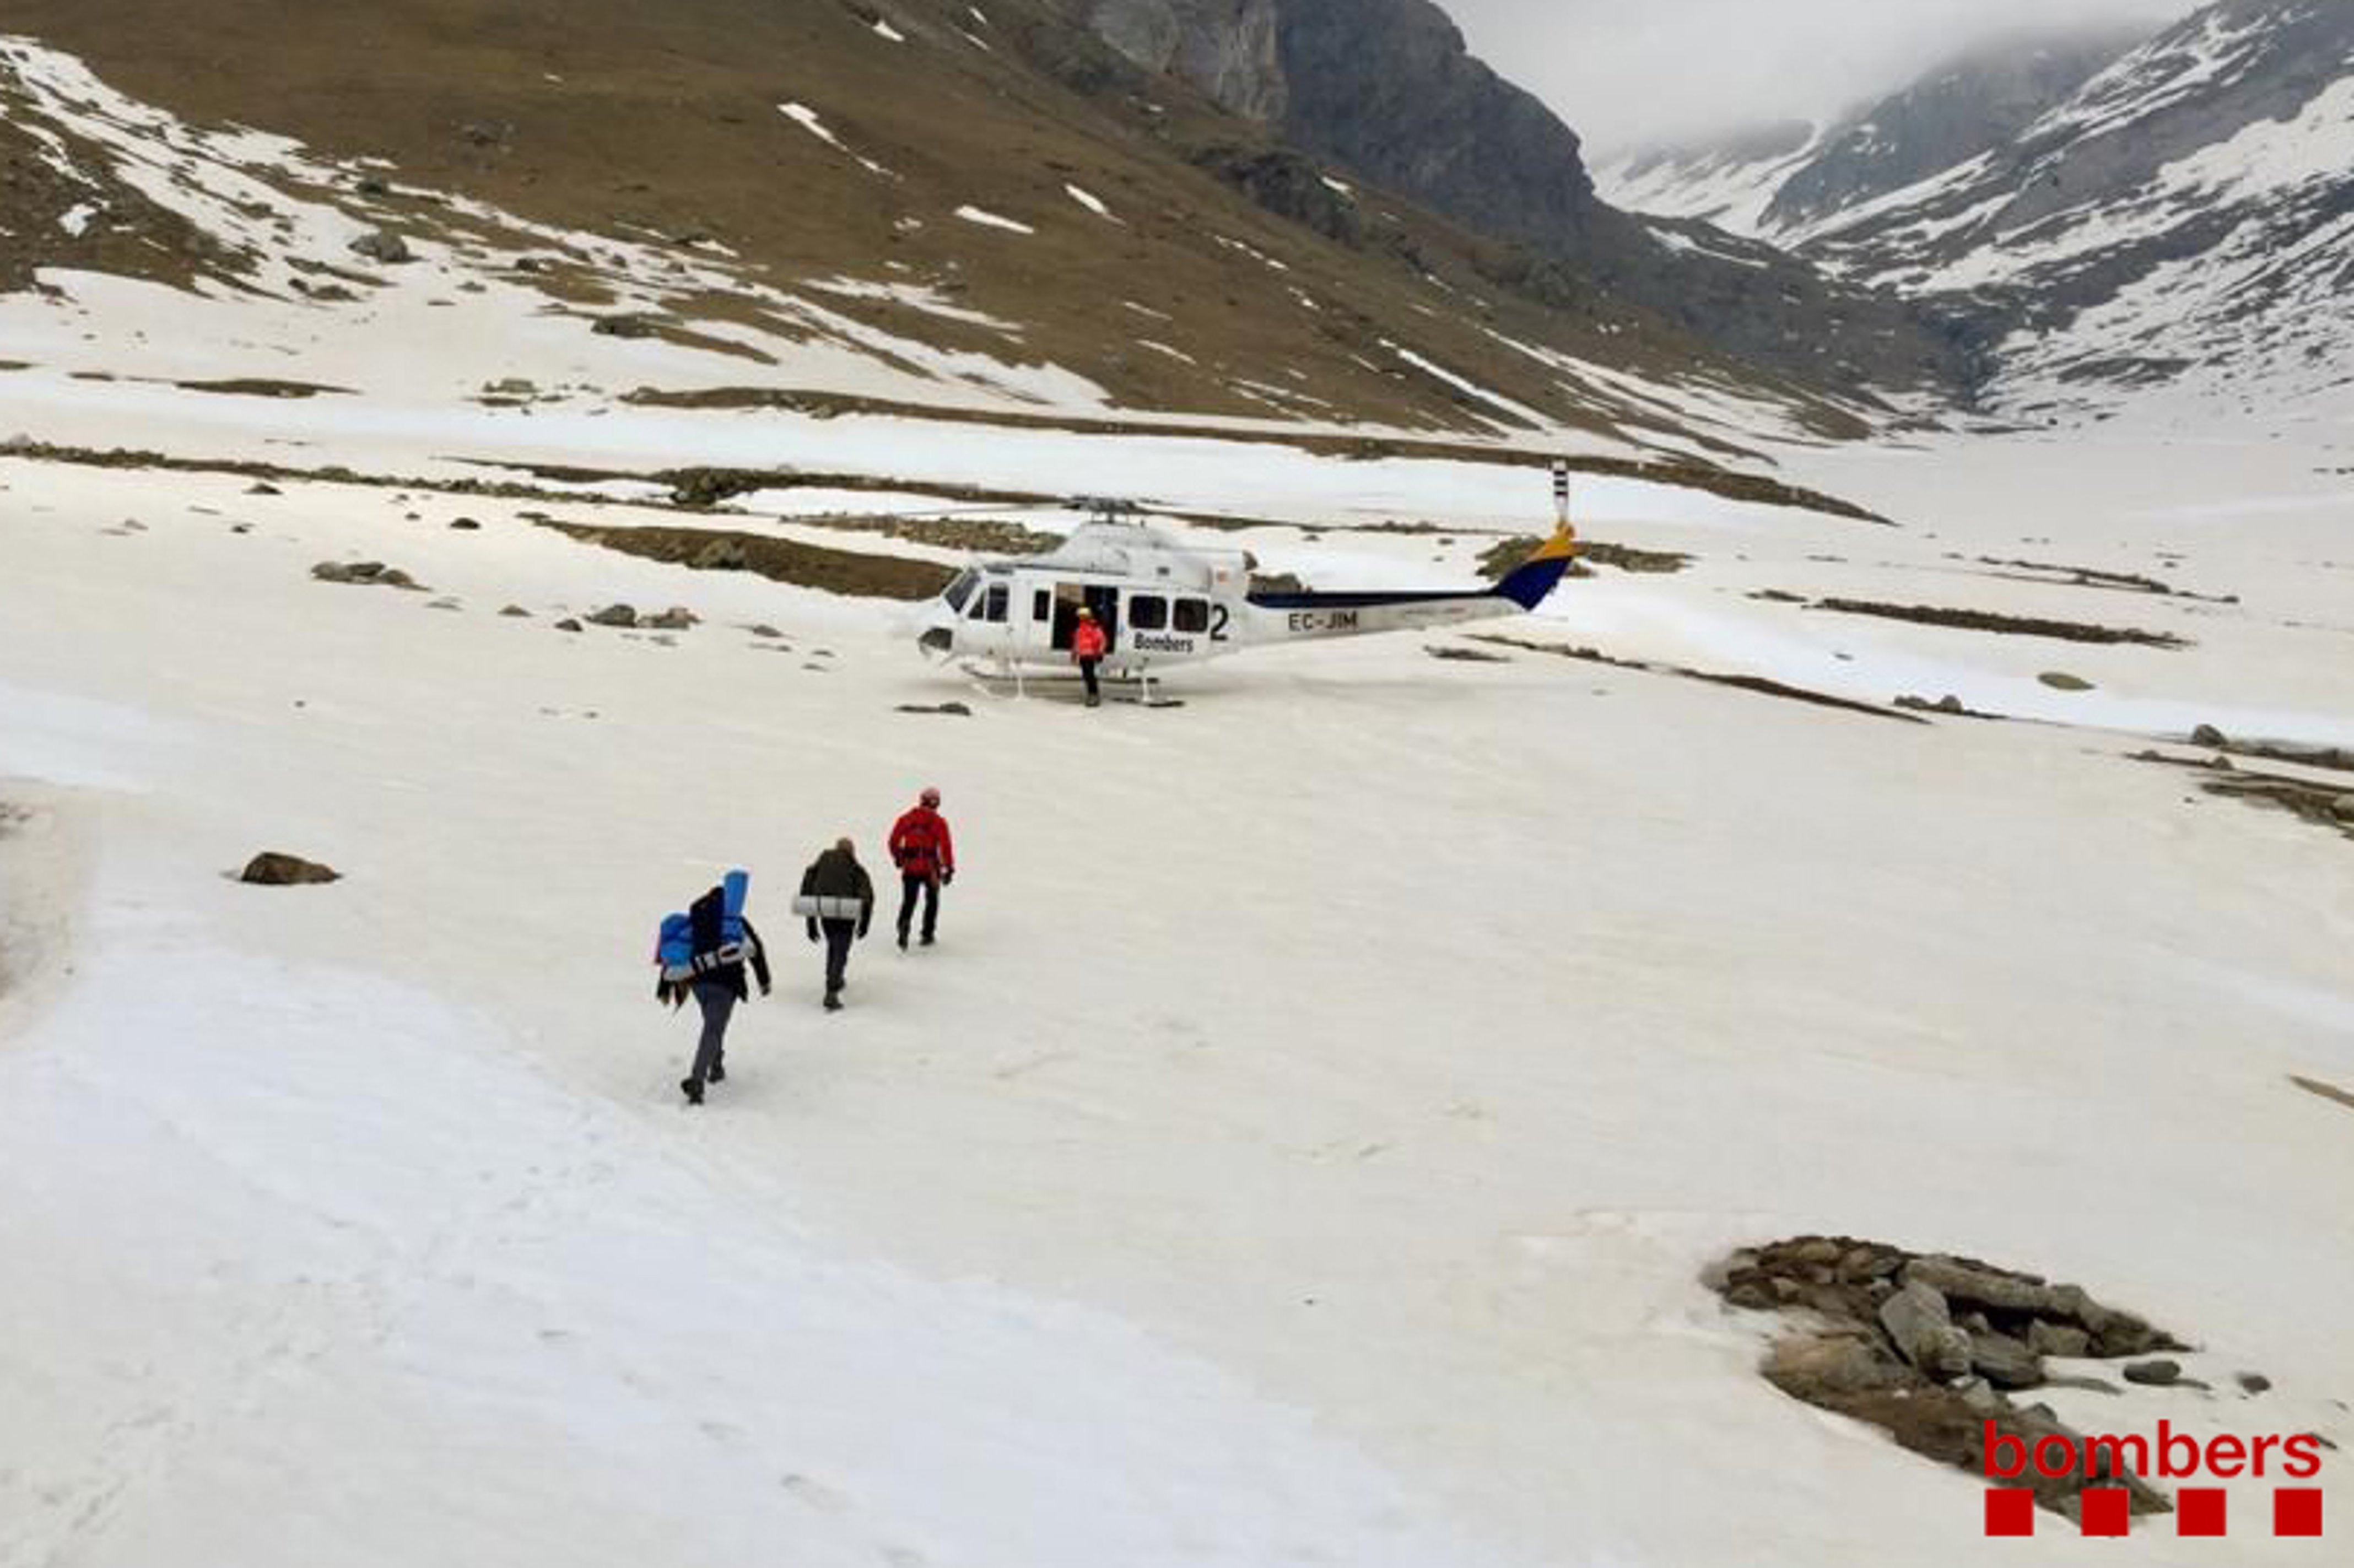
[656, 912, 695, 972]
[657, 869, 752, 981]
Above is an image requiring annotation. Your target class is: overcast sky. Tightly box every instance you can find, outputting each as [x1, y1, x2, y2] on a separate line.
[1440, 0, 2200, 153]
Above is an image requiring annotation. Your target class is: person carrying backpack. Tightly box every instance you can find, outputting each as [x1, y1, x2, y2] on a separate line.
[655, 870, 769, 1105]
[1072, 605, 1109, 707]
[798, 837, 876, 1011]
[888, 787, 955, 950]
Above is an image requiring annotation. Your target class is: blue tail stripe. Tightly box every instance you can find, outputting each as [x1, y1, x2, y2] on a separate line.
[1495, 554, 1573, 612]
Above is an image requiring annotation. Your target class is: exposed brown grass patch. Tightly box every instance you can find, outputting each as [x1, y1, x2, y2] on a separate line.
[536, 518, 954, 600]
[1811, 598, 2189, 648]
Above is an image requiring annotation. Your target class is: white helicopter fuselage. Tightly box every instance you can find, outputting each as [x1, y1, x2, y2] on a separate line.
[914, 519, 1577, 678]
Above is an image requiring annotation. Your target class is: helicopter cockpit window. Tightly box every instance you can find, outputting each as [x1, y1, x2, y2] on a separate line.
[1129, 594, 1168, 631]
[943, 570, 979, 613]
[982, 584, 1009, 623]
[1173, 598, 1211, 634]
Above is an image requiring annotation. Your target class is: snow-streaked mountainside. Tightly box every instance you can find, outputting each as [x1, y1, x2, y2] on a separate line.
[1600, 27, 2144, 247]
[0, 0, 1919, 457]
[1809, 0, 2354, 420]
[1600, 0, 2354, 421]
[1070, 0, 1974, 402]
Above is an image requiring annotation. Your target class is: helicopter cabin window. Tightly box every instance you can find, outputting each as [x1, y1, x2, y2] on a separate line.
[1129, 594, 1168, 631]
[943, 569, 980, 614]
[1173, 598, 1211, 634]
[1033, 589, 1051, 623]
[981, 583, 1009, 623]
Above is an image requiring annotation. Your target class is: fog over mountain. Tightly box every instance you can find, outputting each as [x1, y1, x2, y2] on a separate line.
[1442, 0, 2197, 148]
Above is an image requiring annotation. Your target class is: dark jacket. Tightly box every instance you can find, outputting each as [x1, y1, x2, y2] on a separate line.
[888, 806, 955, 881]
[801, 848, 875, 937]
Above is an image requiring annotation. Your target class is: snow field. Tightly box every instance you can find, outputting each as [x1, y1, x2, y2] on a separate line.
[3, 428, 2351, 1566]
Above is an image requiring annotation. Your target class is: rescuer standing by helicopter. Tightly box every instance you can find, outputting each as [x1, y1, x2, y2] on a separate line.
[1071, 605, 1109, 706]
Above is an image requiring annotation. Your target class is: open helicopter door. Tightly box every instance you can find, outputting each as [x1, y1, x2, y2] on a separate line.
[1048, 582, 1122, 651]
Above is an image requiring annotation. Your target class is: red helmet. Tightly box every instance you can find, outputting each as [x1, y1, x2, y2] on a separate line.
[920, 787, 942, 807]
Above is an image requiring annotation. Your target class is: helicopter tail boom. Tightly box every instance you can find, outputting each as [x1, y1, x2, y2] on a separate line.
[1239, 525, 1580, 645]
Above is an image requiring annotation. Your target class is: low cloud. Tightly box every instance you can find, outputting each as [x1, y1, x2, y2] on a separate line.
[1441, 0, 2198, 152]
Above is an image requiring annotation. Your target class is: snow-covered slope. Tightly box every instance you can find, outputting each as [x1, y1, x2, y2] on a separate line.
[1596, 121, 1826, 236]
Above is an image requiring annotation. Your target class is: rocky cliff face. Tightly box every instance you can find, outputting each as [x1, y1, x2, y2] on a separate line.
[1082, 0, 1287, 122]
[1085, 0, 1603, 253]
[1271, 0, 1602, 255]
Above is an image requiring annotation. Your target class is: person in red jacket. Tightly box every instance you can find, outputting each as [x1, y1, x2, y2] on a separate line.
[888, 786, 956, 950]
[1072, 604, 1109, 707]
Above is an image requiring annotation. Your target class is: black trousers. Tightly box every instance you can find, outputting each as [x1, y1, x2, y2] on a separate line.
[1078, 657, 1102, 699]
[822, 920, 857, 995]
[690, 977, 737, 1084]
[897, 875, 940, 942]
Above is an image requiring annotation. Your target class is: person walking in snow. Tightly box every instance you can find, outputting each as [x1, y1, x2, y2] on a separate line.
[660, 881, 769, 1106]
[888, 787, 955, 950]
[1072, 604, 1109, 706]
[799, 837, 876, 1012]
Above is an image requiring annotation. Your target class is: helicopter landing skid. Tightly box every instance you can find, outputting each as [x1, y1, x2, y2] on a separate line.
[956, 662, 1183, 708]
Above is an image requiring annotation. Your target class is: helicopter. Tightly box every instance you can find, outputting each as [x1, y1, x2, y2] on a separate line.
[913, 465, 1582, 696]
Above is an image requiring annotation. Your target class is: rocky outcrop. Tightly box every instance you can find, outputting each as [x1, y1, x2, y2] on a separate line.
[239, 852, 340, 885]
[347, 229, 412, 265]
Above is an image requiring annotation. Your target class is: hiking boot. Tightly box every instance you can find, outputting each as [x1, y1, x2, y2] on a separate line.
[707, 1059, 726, 1085]
[680, 1077, 704, 1105]
[920, 933, 936, 947]
[897, 929, 909, 951]
[823, 993, 844, 1012]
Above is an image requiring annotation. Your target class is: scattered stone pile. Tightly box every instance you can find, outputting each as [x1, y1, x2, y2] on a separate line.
[312, 561, 423, 590]
[1714, 1237, 2193, 1522]
[580, 604, 698, 631]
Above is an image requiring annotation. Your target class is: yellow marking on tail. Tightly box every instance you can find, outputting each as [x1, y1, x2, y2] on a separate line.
[1527, 523, 1580, 562]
